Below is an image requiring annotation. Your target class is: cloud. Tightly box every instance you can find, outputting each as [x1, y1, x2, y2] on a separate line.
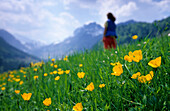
[0, 0, 80, 44]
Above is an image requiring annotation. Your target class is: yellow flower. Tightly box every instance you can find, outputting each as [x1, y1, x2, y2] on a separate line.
[131, 72, 141, 79]
[34, 76, 39, 80]
[50, 63, 54, 67]
[145, 71, 154, 81]
[132, 50, 143, 62]
[15, 90, 20, 94]
[2, 83, 6, 85]
[138, 76, 146, 83]
[65, 70, 70, 74]
[43, 98, 52, 106]
[111, 63, 123, 76]
[53, 71, 57, 75]
[17, 75, 20, 78]
[9, 75, 14, 77]
[51, 58, 55, 62]
[15, 79, 20, 82]
[63, 57, 68, 61]
[77, 72, 85, 79]
[21, 93, 32, 101]
[50, 72, 53, 75]
[99, 84, 105, 88]
[54, 65, 58, 68]
[58, 71, 64, 75]
[58, 68, 62, 71]
[73, 103, 83, 111]
[148, 57, 161, 68]
[55, 76, 60, 80]
[124, 55, 132, 62]
[79, 64, 83, 67]
[23, 75, 26, 78]
[19, 81, 24, 85]
[34, 68, 38, 72]
[132, 35, 138, 39]
[44, 73, 48, 76]
[1, 87, 5, 90]
[85, 82, 94, 91]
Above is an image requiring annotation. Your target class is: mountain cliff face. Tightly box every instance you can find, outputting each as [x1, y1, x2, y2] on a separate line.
[30, 22, 104, 58]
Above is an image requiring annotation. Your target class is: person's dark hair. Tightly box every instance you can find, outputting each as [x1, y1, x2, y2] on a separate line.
[107, 12, 116, 22]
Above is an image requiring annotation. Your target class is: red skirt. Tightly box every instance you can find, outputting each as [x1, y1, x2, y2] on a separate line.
[103, 36, 117, 49]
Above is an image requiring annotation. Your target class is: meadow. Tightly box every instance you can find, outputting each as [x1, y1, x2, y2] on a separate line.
[0, 34, 169, 111]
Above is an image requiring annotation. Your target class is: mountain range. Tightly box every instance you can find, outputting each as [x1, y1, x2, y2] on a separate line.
[0, 16, 169, 72]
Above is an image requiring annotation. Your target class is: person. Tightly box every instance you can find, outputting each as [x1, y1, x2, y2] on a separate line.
[103, 12, 117, 49]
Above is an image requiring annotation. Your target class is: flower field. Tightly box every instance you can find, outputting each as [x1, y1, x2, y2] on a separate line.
[0, 35, 169, 111]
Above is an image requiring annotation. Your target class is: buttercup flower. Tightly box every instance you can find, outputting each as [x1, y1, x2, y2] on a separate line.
[44, 73, 48, 76]
[138, 76, 146, 83]
[77, 72, 85, 79]
[54, 65, 58, 68]
[55, 76, 60, 80]
[34, 76, 39, 80]
[132, 50, 143, 62]
[53, 71, 57, 75]
[111, 62, 123, 76]
[99, 84, 105, 88]
[34, 68, 37, 72]
[145, 71, 154, 81]
[124, 55, 132, 62]
[15, 79, 20, 82]
[132, 35, 138, 39]
[131, 72, 141, 79]
[73, 103, 83, 111]
[43, 98, 52, 106]
[148, 57, 161, 68]
[1, 87, 5, 90]
[15, 90, 20, 94]
[85, 82, 94, 91]
[79, 64, 83, 67]
[19, 81, 24, 85]
[51, 58, 55, 62]
[65, 70, 70, 74]
[58, 70, 64, 75]
[21, 93, 32, 101]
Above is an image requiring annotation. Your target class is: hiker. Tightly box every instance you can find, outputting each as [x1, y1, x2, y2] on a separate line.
[103, 12, 117, 49]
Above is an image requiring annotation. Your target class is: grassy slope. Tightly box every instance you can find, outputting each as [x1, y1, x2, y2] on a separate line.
[0, 34, 169, 110]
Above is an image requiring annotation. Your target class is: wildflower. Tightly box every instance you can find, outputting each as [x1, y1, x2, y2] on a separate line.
[115, 51, 117, 53]
[53, 71, 57, 75]
[34, 76, 39, 80]
[79, 64, 83, 67]
[9, 75, 14, 77]
[58, 68, 62, 71]
[168, 33, 170, 36]
[77, 72, 85, 79]
[48, 56, 51, 59]
[143, 41, 146, 44]
[51, 58, 55, 62]
[132, 50, 143, 62]
[15, 79, 20, 82]
[99, 84, 105, 88]
[34, 68, 37, 72]
[55, 76, 60, 81]
[44, 73, 48, 76]
[1, 87, 5, 90]
[19, 81, 24, 85]
[43, 98, 52, 106]
[138, 76, 146, 83]
[54, 65, 58, 68]
[24, 75, 26, 78]
[85, 82, 94, 91]
[145, 71, 154, 81]
[65, 70, 70, 74]
[2, 83, 6, 85]
[132, 35, 138, 39]
[111, 63, 123, 76]
[21, 93, 32, 101]
[15, 90, 20, 94]
[148, 57, 161, 68]
[124, 55, 132, 62]
[137, 44, 141, 46]
[58, 71, 64, 75]
[73, 103, 83, 111]
[131, 72, 141, 79]
[50, 63, 54, 67]
[50, 72, 53, 75]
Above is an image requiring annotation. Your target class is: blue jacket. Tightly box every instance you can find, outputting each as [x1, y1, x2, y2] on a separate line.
[105, 19, 117, 37]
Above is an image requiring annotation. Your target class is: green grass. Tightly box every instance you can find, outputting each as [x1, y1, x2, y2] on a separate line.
[0, 35, 169, 111]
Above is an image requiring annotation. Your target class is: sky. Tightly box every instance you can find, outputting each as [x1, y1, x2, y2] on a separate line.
[0, 0, 170, 44]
